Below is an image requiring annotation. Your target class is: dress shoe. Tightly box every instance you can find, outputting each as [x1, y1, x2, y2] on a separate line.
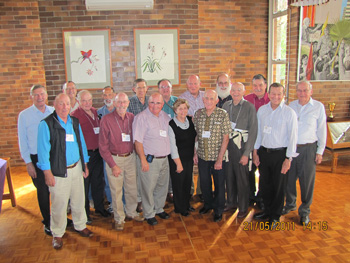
[199, 207, 212, 214]
[136, 202, 143, 213]
[52, 237, 63, 249]
[213, 214, 222, 222]
[181, 211, 190, 217]
[44, 225, 52, 236]
[237, 210, 248, 218]
[269, 219, 279, 230]
[282, 206, 297, 215]
[86, 216, 92, 225]
[76, 228, 93, 237]
[223, 206, 237, 213]
[188, 206, 195, 212]
[146, 217, 158, 226]
[95, 209, 110, 217]
[253, 212, 269, 220]
[166, 193, 174, 203]
[156, 211, 170, 219]
[300, 215, 310, 226]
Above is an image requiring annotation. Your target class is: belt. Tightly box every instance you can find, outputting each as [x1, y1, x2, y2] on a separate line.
[112, 152, 132, 157]
[88, 148, 99, 153]
[261, 146, 286, 153]
[67, 161, 79, 169]
[297, 142, 316, 147]
[155, 156, 167, 159]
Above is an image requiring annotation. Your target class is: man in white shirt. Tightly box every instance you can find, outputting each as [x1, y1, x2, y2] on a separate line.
[253, 83, 298, 229]
[283, 81, 327, 226]
[62, 81, 79, 113]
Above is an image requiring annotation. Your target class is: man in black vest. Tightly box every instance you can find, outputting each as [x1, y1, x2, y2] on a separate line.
[37, 93, 93, 249]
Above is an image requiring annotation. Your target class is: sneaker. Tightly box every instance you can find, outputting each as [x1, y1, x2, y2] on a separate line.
[107, 203, 113, 214]
[44, 225, 52, 236]
[115, 222, 124, 231]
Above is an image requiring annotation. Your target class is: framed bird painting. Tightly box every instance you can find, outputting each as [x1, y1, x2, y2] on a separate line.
[63, 29, 112, 89]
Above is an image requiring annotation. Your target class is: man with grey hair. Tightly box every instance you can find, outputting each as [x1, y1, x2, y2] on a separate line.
[222, 82, 257, 218]
[71, 90, 110, 223]
[216, 73, 232, 108]
[18, 84, 54, 235]
[62, 81, 79, 113]
[283, 81, 326, 226]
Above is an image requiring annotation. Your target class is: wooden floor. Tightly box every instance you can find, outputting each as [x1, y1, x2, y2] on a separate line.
[1, 156, 350, 263]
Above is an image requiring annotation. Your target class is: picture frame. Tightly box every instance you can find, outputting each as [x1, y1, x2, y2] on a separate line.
[134, 28, 180, 86]
[63, 29, 112, 89]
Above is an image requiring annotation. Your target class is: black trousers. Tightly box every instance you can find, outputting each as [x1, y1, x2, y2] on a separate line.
[30, 154, 50, 227]
[85, 150, 105, 216]
[169, 158, 193, 214]
[258, 147, 287, 221]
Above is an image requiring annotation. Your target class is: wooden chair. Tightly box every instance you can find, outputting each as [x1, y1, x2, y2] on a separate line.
[1, 157, 16, 207]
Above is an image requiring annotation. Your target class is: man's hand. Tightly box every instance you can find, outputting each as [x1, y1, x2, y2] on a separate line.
[43, 170, 55, 187]
[83, 164, 89, 178]
[26, 162, 37, 178]
[253, 150, 260, 167]
[176, 162, 184, 173]
[141, 159, 149, 172]
[112, 165, 122, 177]
[239, 155, 249, 166]
[315, 154, 323, 164]
[281, 159, 291, 174]
[214, 157, 223, 170]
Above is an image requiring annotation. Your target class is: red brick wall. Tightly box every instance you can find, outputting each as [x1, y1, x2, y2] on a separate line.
[0, 0, 47, 165]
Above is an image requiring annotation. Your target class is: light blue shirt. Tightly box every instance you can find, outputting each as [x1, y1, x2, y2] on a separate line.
[97, 105, 115, 118]
[18, 104, 54, 164]
[37, 114, 89, 171]
[289, 98, 327, 155]
[254, 101, 298, 158]
[162, 95, 177, 118]
[179, 90, 205, 117]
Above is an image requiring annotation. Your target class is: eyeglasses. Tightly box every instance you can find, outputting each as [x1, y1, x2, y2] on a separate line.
[149, 102, 162, 105]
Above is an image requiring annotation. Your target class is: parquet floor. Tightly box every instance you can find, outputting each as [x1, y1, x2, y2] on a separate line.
[1, 156, 350, 263]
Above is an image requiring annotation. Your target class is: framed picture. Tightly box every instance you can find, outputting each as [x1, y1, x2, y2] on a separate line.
[134, 28, 180, 86]
[297, 0, 350, 81]
[63, 29, 112, 89]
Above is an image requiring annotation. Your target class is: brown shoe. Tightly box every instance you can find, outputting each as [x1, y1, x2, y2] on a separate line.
[52, 237, 63, 249]
[76, 228, 93, 237]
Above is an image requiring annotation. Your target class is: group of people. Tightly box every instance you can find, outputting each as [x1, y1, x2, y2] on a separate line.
[17, 73, 326, 249]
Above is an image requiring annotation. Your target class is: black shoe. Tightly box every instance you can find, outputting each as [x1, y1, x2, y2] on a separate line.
[95, 209, 110, 217]
[156, 211, 170, 219]
[181, 211, 190, 217]
[67, 218, 73, 227]
[213, 214, 222, 222]
[136, 202, 143, 213]
[300, 215, 310, 226]
[282, 206, 297, 215]
[199, 207, 212, 214]
[44, 225, 52, 236]
[253, 212, 269, 220]
[146, 217, 158, 226]
[86, 216, 92, 225]
[269, 219, 279, 230]
[188, 206, 195, 212]
[166, 193, 174, 203]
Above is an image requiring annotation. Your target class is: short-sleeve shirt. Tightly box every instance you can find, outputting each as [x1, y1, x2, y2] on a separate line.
[193, 107, 231, 161]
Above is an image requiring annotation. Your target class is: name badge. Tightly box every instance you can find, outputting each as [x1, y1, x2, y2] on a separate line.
[231, 122, 236, 130]
[160, 130, 167, 137]
[263, 126, 272, 134]
[202, 131, 211, 138]
[66, 134, 74, 142]
[122, 133, 130, 142]
[93, 127, 100, 134]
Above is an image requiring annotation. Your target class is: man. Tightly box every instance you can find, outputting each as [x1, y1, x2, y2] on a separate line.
[97, 86, 116, 117]
[62, 81, 79, 113]
[216, 73, 232, 108]
[193, 90, 231, 222]
[99, 93, 144, 231]
[158, 78, 177, 118]
[71, 90, 110, 224]
[244, 74, 270, 206]
[283, 81, 327, 225]
[97, 86, 116, 213]
[37, 93, 93, 249]
[222, 83, 257, 218]
[133, 93, 171, 226]
[179, 75, 205, 199]
[127, 78, 149, 115]
[18, 84, 54, 235]
[253, 83, 298, 229]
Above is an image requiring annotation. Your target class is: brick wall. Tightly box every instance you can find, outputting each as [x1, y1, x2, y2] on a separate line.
[0, 0, 47, 165]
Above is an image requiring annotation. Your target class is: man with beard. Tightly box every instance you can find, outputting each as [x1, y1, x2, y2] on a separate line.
[62, 81, 79, 113]
[216, 73, 232, 108]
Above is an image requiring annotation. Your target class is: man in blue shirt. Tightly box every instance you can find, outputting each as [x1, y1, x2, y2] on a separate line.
[37, 93, 93, 249]
[18, 84, 54, 236]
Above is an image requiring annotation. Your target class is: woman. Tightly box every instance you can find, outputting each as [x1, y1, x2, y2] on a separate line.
[168, 99, 197, 216]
